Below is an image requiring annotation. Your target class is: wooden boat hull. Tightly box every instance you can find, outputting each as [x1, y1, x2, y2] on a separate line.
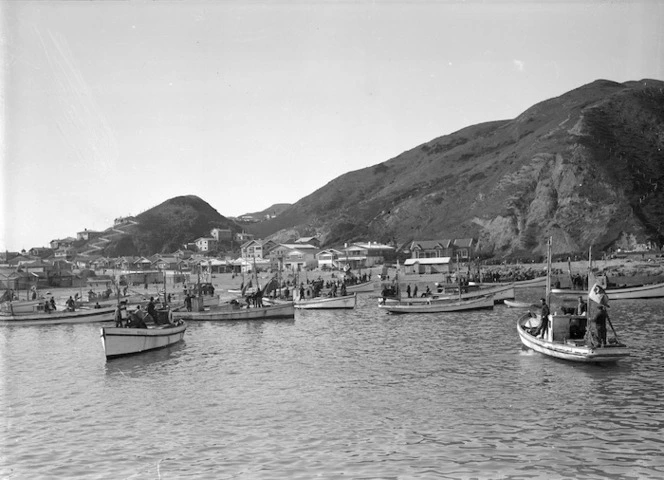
[517, 313, 629, 363]
[172, 302, 294, 321]
[379, 296, 494, 314]
[0, 306, 116, 326]
[294, 293, 357, 309]
[100, 321, 187, 358]
[552, 281, 664, 300]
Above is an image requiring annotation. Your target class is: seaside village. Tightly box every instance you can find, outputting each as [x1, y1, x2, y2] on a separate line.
[0, 220, 502, 303]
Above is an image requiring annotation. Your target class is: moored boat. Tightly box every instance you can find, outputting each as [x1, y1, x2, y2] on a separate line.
[100, 320, 187, 359]
[294, 293, 357, 309]
[0, 300, 116, 327]
[517, 312, 629, 363]
[517, 237, 630, 363]
[381, 283, 514, 305]
[379, 295, 494, 314]
[173, 301, 294, 321]
[551, 281, 664, 300]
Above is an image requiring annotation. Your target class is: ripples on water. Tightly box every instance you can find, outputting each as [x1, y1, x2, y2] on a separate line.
[1, 292, 664, 479]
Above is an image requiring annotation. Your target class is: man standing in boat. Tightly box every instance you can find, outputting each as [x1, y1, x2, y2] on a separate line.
[533, 298, 550, 338]
[592, 305, 609, 347]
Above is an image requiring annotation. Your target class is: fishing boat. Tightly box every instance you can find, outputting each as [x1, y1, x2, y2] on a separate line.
[504, 299, 538, 309]
[516, 238, 630, 363]
[380, 283, 515, 305]
[294, 292, 357, 309]
[379, 295, 494, 314]
[100, 320, 187, 359]
[516, 312, 629, 363]
[172, 301, 294, 321]
[551, 281, 664, 300]
[0, 299, 116, 326]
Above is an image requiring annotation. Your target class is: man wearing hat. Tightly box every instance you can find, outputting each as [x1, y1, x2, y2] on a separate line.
[593, 304, 609, 347]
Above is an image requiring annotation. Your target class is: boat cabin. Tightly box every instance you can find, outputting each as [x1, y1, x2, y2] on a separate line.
[544, 314, 588, 345]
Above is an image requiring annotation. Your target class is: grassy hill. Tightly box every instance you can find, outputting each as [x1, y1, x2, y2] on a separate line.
[247, 78, 664, 258]
[99, 195, 240, 256]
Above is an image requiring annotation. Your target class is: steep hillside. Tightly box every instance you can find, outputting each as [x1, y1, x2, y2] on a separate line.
[101, 195, 239, 256]
[249, 79, 664, 258]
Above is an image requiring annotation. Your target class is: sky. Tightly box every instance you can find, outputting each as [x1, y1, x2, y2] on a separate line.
[1, 0, 663, 252]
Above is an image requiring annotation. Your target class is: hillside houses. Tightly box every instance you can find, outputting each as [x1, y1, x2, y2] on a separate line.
[403, 238, 476, 274]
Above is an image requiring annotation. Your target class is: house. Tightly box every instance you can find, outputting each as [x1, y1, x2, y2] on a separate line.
[453, 238, 476, 260]
[404, 257, 452, 275]
[50, 237, 76, 249]
[408, 238, 476, 262]
[269, 244, 319, 271]
[77, 229, 103, 241]
[195, 237, 219, 253]
[132, 257, 153, 271]
[28, 246, 52, 258]
[240, 239, 278, 260]
[341, 242, 395, 269]
[54, 246, 75, 260]
[408, 239, 454, 259]
[316, 248, 344, 269]
[210, 228, 233, 242]
[235, 231, 254, 243]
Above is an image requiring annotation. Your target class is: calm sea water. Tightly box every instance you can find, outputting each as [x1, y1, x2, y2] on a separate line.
[1, 291, 664, 479]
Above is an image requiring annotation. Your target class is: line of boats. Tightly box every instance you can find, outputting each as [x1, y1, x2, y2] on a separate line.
[3, 253, 662, 364]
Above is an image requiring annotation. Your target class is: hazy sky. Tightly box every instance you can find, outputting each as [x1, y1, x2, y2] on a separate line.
[2, 0, 662, 251]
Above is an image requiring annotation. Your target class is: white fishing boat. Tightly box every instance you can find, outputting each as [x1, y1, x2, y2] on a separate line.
[517, 238, 630, 363]
[0, 300, 116, 327]
[173, 301, 294, 321]
[381, 283, 514, 305]
[517, 312, 629, 363]
[379, 295, 494, 314]
[551, 281, 664, 300]
[294, 292, 357, 309]
[100, 320, 187, 359]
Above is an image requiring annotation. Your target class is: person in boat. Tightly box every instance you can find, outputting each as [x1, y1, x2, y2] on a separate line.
[255, 289, 264, 307]
[114, 304, 124, 327]
[50, 297, 57, 311]
[147, 297, 158, 323]
[340, 283, 347, 296]
[592, 305, 609, 347]
[299, 284, 306, 301]
[127, 306, 147, 329]
[532, 298, 551, 338]
[406, 284, 411, 298]
[65, 296, 76, 312]
[413, 285, 418, 298]
[185, 294, 192, 312]
[576, 296, 587, 315]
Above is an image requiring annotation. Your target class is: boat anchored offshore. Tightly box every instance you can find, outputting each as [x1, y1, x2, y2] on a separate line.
[516, 237, 630, 363]
[294, 292, 357, 309]
[379, 295, 494, 314]
[100, 304, 186, 359]
[1, 298, 115, 326]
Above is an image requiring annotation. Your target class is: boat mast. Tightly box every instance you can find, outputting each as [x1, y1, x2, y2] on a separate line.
[546, 236, 552, 306]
